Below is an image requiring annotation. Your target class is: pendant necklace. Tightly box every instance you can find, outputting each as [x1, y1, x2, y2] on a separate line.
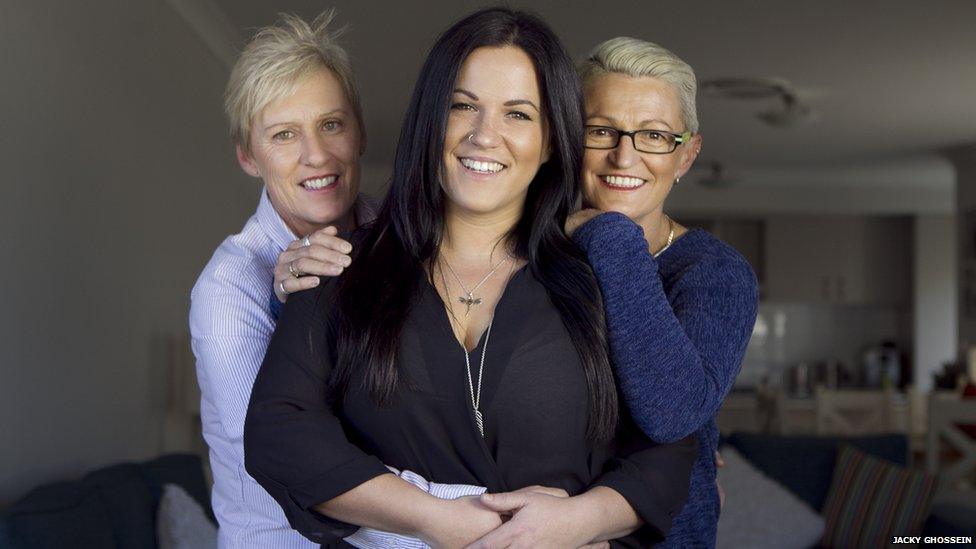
[441, 253, 510, 316]
[437, 258, 515, 437]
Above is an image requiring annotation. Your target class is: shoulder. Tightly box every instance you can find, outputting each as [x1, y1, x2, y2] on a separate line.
[190, 229, 276, 337]
[667, 230, 758, 292]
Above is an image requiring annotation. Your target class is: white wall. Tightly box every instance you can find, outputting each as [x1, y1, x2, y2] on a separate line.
[0, 1, 256, 502]
[913, 215, 958, 390]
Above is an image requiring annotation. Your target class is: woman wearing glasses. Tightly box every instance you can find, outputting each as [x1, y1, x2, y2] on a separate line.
[566, 37, 759, 547]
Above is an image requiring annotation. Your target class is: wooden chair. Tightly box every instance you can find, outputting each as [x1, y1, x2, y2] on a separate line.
[814, 386, 896, 435]
[926, 396, 976, 486]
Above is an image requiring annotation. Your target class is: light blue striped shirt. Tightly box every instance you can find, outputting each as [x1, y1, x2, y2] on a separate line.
[190, 190, 484, 548]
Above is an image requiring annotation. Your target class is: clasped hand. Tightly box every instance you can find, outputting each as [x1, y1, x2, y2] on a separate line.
[432, 486, 608, 549]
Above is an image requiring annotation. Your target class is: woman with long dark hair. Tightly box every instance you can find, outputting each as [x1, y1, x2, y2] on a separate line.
[245, 8, 696, 548]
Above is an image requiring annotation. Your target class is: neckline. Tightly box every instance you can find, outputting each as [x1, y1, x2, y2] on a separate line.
[655, 226, 702, 258]
[425, 263, 530, 353]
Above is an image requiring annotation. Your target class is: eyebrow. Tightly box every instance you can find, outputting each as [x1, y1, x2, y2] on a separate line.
[453, 88, 540, 113]
[262, 108, 347, 130]
[586, 115, 674, 130]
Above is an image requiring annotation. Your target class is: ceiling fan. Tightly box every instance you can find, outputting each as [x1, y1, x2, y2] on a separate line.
[700, 77, 820, 128]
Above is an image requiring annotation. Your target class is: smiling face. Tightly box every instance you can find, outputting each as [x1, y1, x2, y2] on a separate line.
[441, 46, 549, 222]
[582, 72, 700, 227]
[237, 66, 362, 237]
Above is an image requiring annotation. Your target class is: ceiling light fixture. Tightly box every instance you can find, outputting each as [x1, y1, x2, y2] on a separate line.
[701, 77, 820, 128]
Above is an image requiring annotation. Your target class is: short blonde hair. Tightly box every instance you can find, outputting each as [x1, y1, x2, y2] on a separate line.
[579, 37, 699, 134]
[224, 10, 363, 149]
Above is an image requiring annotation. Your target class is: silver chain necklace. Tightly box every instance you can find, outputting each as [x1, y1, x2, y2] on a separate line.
[463, 321, 492, 436]
[442, 254, 510, 316]
[437, 257, 515, 437]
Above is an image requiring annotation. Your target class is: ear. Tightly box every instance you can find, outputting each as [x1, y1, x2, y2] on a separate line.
[236, 143, 261, 178]
[675, 134, 702, 180]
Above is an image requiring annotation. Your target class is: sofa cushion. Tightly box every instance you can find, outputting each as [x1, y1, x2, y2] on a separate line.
[0, 481, 117, 549]
[156, 484, 217, 549]
[140, 454, 214, 525]
[821, 445, 937, 548]
[724, 432, 907, 511]
[716, 447, 824, 549]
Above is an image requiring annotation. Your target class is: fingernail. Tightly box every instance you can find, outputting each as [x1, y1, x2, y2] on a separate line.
[482, 493, 493, 502]
[342, 244, 352, 253]
[311, 277, 320, 286]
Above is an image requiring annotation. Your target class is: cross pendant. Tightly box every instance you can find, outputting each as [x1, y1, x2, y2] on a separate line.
[458, 294, 482, 315]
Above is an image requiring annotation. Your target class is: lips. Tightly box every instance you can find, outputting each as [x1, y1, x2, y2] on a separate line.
[459, 157, 506, 175]
[599, 175, 646, 189]
[300, 175, 338, 190]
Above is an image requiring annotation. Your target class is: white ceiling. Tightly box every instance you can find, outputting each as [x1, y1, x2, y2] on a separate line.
[207, 0, 975, 198]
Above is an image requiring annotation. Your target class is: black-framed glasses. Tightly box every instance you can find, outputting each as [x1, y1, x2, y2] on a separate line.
[584, 125, 692, 154]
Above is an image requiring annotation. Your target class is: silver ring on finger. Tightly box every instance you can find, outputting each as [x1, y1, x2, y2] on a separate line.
[289, 261, 301, 278]
[278, 280, 288, 296]
[302, 235, 311, 247]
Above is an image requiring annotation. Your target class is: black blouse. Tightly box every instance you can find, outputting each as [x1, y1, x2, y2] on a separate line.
[244, 266, 698, 547]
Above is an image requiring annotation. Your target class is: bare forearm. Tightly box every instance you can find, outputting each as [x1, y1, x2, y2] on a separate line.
[314, 473, 501, 547]
[312, 473, 441, 538]
[571, 486, 642, 542]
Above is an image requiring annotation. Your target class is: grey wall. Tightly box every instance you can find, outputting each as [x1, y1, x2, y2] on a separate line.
[949, 144, 976, 349]
[912, 215, 958, 390]
[0, 0, 256, 502]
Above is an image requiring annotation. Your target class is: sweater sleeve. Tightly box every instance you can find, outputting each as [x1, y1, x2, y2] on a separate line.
[573, 212, 759, 443]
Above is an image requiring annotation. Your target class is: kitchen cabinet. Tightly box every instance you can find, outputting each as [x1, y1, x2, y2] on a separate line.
[764, 216, 910, 305]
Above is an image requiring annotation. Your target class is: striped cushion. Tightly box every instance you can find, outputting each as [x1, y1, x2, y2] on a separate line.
[821, 445, 938, 548]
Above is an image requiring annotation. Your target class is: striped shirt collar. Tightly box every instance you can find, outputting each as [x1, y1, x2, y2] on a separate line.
[255, 189, 296, 253]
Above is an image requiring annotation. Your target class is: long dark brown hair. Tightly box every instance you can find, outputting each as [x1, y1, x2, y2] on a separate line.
[333, 7, 617, 441]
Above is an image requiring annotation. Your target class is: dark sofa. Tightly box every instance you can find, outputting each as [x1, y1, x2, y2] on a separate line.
[0, 454, 212, 549]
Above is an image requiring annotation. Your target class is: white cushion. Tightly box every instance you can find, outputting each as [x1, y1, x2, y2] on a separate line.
[717, 446, 824, 549]
[156, 484, 218, 549]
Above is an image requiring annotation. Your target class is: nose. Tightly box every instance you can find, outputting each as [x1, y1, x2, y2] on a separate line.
[608, 134, 637, 168]
[467, 113, 502, 149]
[301, 132, 332, 167]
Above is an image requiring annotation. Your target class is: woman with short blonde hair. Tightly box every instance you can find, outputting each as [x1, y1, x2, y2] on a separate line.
[190, 11, 377, 548]
[567, 36, 759, 547]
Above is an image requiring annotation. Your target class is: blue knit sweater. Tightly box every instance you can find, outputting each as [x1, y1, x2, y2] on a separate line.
[573, 212, 759, 548]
